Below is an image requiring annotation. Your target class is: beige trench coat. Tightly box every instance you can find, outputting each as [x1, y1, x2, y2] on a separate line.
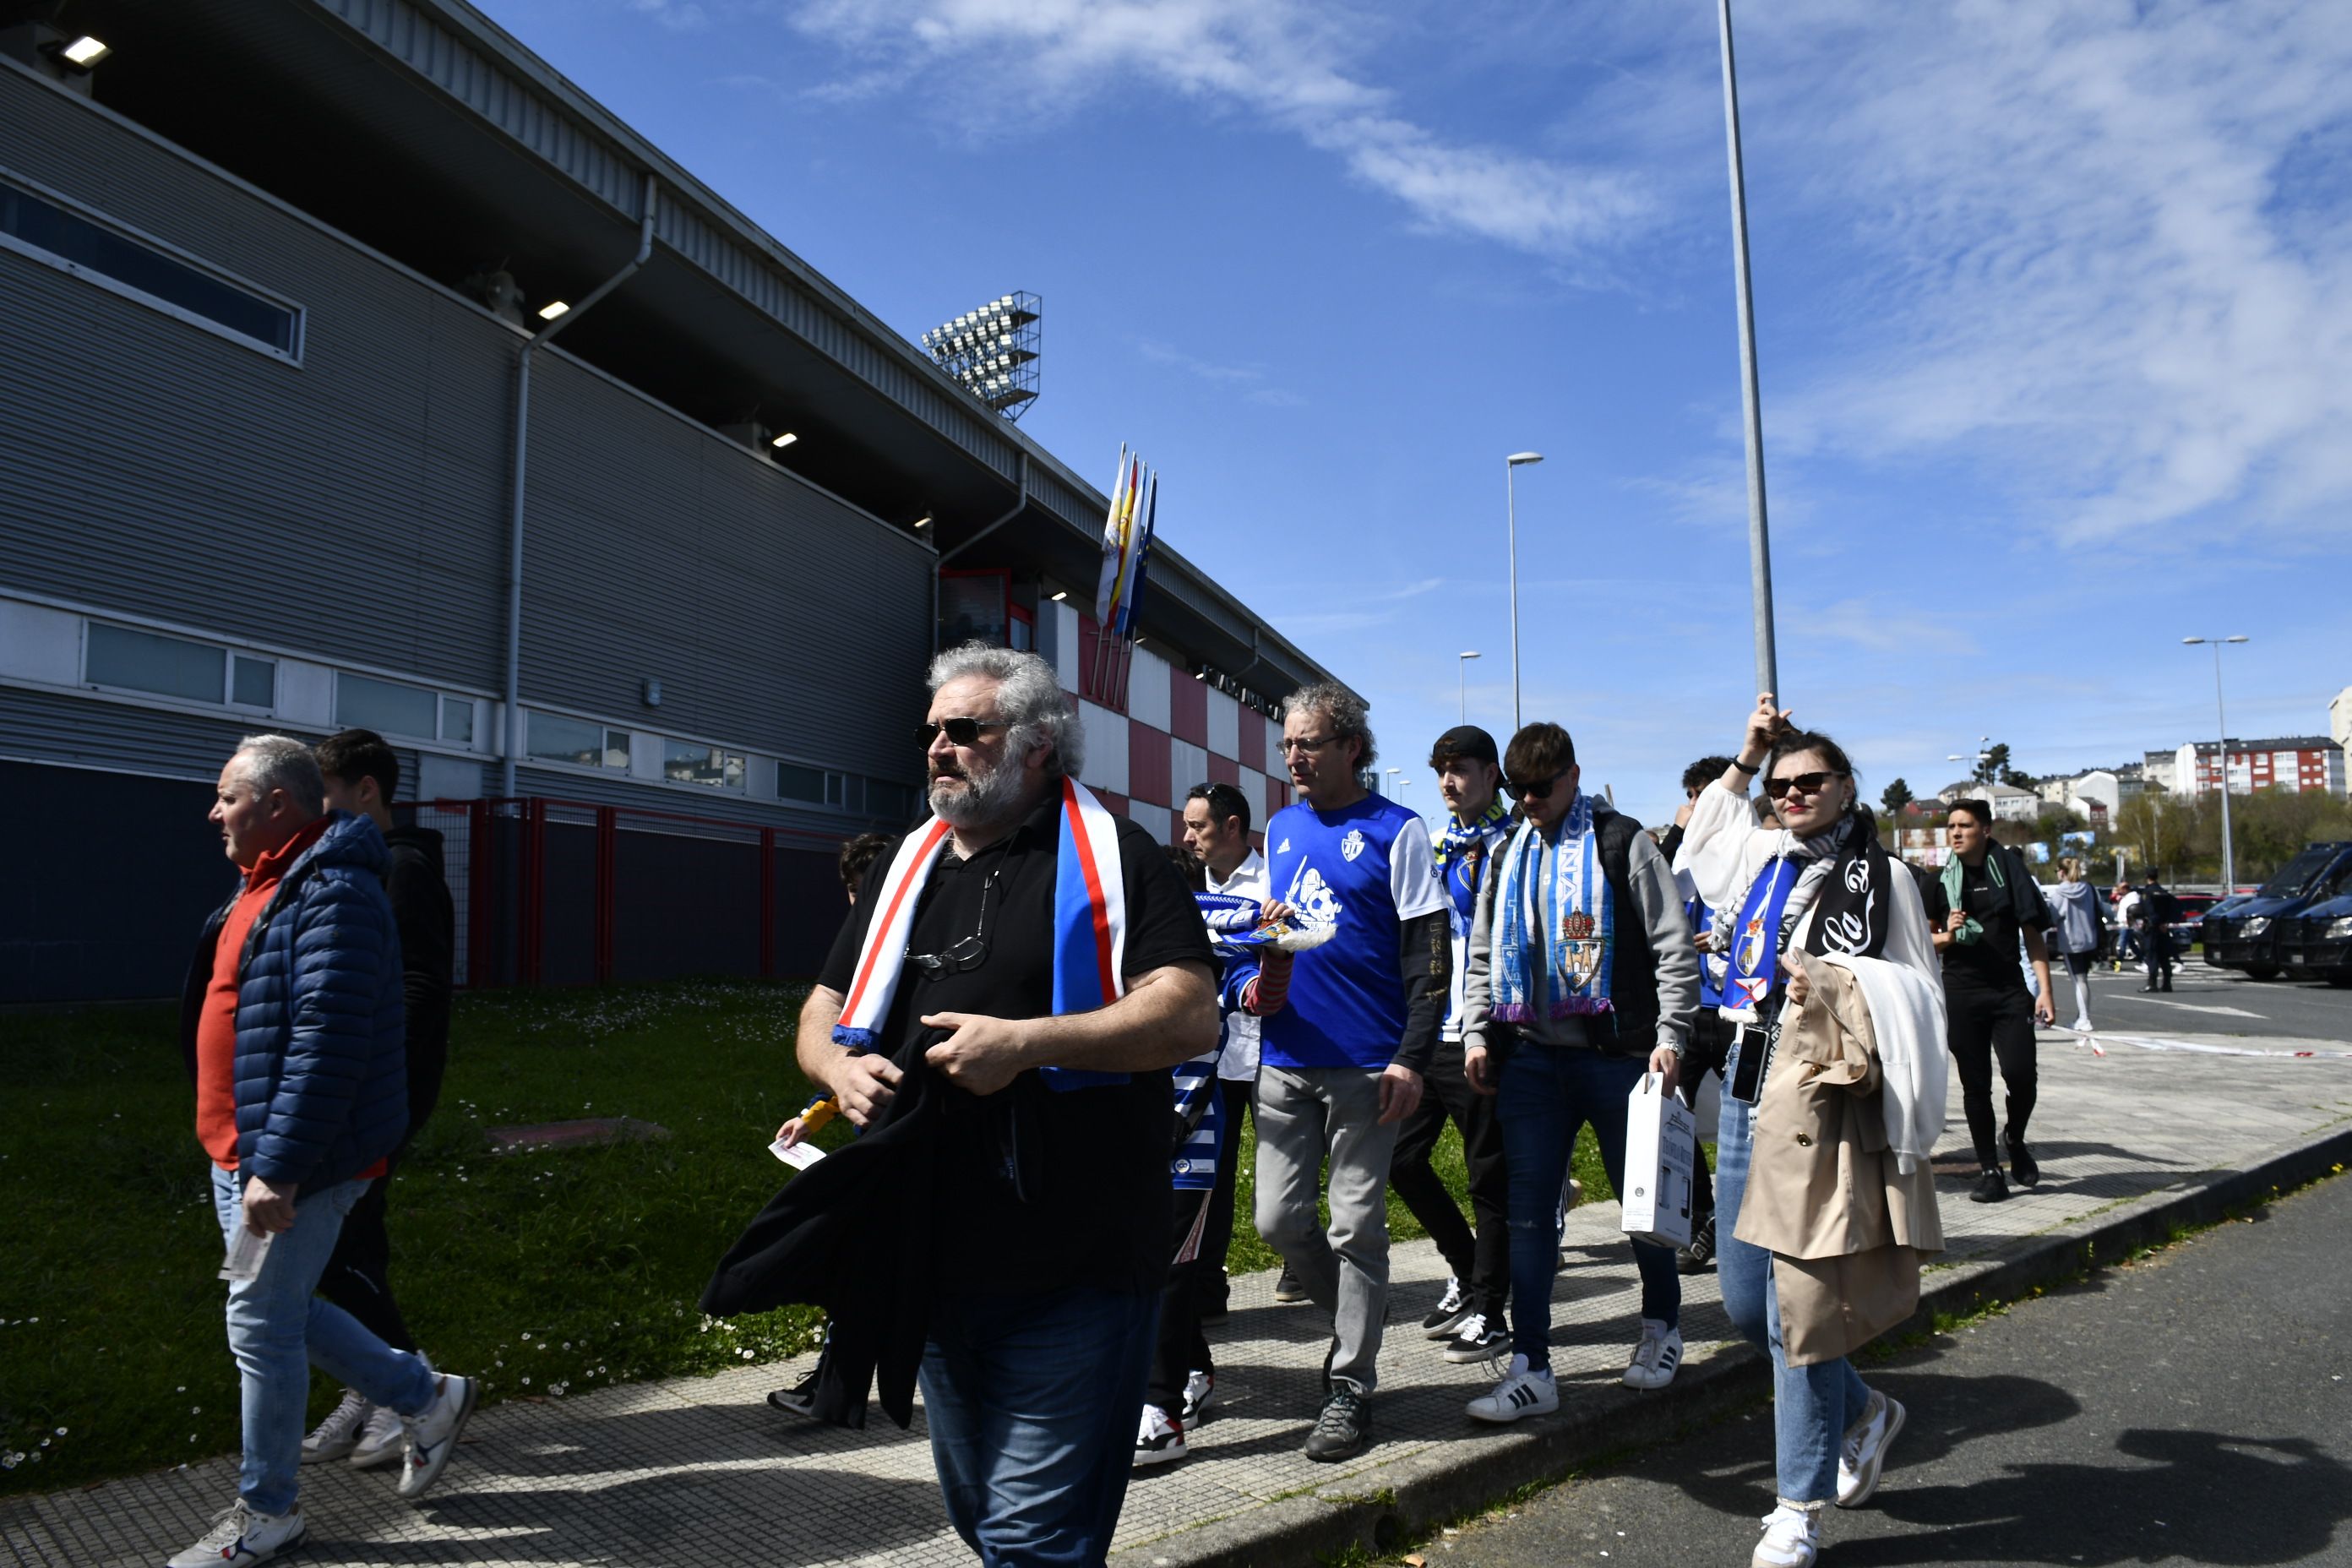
[1731, 960, 1943, 1365]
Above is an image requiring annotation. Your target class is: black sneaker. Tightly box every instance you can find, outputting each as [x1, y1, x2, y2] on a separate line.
[1676, 1214, 1717, 1275]
[2006, 1134, 2040, 1189]
[1304, 1380, 1370, 1462]
[1421, 1275, 1473, 1338]
[1969, 1168, 2010, 1204]
[767, 1367, 820, 1418]
[1441, 1311, 1510, 1364]
[1273, 1264, 1309, 1304]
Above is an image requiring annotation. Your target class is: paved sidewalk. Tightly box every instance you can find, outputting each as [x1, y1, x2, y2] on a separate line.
[8, 1029, 2349, 1568]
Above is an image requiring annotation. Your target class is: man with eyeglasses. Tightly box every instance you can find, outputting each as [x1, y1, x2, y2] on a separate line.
[1255, 681, 1451, 1462]
[775, 645, 1218, 1566]
[1457, 722, 1697, 1424]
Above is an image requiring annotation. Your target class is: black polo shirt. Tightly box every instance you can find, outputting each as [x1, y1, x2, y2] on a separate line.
[1922, 850, 2046, 994]
[819, 792, 1214, 1298]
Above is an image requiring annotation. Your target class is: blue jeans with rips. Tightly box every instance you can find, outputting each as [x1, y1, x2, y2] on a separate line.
[1713, 1094, 1873, 1504]
[210, 1167, 439, 1516]
[919, 1283, 1159, 1568]
[1495, 1043, 1680, 1369]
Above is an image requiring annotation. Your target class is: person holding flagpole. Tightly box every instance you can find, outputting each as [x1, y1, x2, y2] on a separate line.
[727, 645, 1217, 1568]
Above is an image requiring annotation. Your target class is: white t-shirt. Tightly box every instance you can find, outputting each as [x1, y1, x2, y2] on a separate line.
[1206, 848, 1271, 1081]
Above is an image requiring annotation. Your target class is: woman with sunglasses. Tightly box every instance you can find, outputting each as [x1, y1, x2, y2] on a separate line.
[1675, 695, 1940, 1568]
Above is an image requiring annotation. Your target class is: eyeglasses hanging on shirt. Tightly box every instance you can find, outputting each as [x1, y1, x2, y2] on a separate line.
[906, 867, 1000, 979]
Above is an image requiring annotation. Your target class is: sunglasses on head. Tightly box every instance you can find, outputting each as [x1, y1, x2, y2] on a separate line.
[1507, 770, 1568, 801]
[918, 717, 1008, 748]
[1763, 770, 1845, 800]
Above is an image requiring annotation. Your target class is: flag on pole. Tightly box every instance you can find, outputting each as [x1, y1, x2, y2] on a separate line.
[1113, 469, 1157, 640]
[1094, 445, 1141, 626]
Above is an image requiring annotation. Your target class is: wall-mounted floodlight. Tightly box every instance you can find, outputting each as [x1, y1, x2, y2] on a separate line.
[536, 300, 570, 321]
[769, 431, 798, 449]
[912, 514, 933, 531]
[59, 35, 111, 67]
[1050, 590, 1069, 602]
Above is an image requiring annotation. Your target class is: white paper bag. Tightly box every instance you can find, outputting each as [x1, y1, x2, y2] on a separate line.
[1620, 1071, 1696, 1250]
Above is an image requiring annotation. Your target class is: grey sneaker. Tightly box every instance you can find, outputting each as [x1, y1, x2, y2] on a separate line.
[351, 1402, 406, 1470]
[1836, 1391, 1907, 1507]
[396, 1374, 478, 1500]
[1304, 1380, 1370, 1462]
[165, 1500, 304, 1567]
[299, 1388, 370, 1464]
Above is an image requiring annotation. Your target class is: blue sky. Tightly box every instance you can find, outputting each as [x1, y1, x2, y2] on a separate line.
[481, 0, 2350, 828]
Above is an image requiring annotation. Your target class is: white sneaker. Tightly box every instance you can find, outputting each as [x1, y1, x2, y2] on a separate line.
[1133, 1403, 1187, 1467]
[1622, 1319, 1684, 1390]
[1465, 1353, 1558, 1424]
[1752, 1502, 1821, 1568]
[1181, 1369, 1216, 1426]
[396, 1373, 478, 1500]
[299, 1388, 370, 1464]
[165, 1500, 305, 1566]
[1836, 1390, 1907, 1507]
[2072, 1016, 2094, 1033]
[351, 1402, 406, 1470]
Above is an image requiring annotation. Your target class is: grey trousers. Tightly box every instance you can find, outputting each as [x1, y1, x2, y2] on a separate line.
[1253, 1063, 1401, 1392]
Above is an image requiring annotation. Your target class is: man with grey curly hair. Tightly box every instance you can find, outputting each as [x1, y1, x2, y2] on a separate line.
[923, 643, 1085, 825]
[784, 641, 1217, 1564]
[1255, 678, 1450, 1462]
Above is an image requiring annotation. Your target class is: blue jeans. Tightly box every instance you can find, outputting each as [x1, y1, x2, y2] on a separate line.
[1496, 1044, 1680, 1369]
[209, 1167, 438, 1516]
[920, 1284, 1159, 1568]
[1714, 1093, 1871, 1504]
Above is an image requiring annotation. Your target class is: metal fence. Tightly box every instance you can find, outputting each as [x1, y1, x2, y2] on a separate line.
[408, 798, 855, 989]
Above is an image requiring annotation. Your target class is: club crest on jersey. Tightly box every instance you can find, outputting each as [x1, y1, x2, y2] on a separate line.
[1341, 829, 1366, 862]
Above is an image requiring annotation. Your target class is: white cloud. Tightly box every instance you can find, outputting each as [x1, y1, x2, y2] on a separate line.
[782, 0, 1652, 259]
[1742, 0, 2352, 544]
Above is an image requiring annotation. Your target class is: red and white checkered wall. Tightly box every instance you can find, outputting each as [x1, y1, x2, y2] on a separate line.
[1040, 602, 1285, 845]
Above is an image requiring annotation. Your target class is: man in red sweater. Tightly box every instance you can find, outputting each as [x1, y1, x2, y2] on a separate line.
[171, 736, 475, 1568]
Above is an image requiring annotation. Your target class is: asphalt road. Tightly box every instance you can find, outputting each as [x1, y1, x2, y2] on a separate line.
[2065, 957, 2352, 1044]
[1432, 1169, 2352, 1568]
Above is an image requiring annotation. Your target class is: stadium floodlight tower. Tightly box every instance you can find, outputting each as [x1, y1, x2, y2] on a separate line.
[918, 291, 1042, 421]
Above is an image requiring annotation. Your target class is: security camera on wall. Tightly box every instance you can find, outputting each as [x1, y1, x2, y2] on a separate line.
[463, 266, 527, 328]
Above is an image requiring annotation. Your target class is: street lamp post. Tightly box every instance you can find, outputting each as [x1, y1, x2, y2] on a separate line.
[1505, 454, 1543, 731]
[1456, 650, 1482, 725]
[1716, 0, 1779, 701]
[2183, 636, 2250, 892]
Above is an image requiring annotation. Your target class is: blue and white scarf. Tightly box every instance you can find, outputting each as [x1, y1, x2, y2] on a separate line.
[1492, 792, 1614, 1022]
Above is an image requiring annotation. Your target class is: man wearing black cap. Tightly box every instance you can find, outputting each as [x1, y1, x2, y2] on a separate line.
[1391, 726, 1516, 1363]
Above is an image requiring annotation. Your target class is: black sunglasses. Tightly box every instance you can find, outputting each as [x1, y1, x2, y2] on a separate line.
[1763, 770, 1846, 800]
[1506, 770, 1569, 801]
[918, 717, 1009, 748]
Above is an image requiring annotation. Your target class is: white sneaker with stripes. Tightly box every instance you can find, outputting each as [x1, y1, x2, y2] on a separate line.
[1465, 1353, 1558, 1424]
[1623, 1319, 1684, 1390]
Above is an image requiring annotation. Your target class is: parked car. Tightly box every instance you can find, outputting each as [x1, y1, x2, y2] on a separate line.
[2278, 867, 2352, 987]
[2202, 843, 2352, 980]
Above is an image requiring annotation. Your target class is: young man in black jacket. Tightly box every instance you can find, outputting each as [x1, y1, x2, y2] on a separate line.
[303, 729, 457, 1470]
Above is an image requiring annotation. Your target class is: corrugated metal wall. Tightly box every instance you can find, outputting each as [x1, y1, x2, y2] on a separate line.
[0, 65, 933, 792]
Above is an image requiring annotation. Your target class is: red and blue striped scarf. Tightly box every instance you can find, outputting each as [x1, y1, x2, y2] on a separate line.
[833, 777, 1130, 1090]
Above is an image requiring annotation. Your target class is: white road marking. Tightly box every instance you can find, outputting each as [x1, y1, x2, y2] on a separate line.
[2130, 998, 2268, 1019]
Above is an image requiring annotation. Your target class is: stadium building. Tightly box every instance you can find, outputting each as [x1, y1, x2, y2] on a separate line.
[0, 0, 1337, 1002]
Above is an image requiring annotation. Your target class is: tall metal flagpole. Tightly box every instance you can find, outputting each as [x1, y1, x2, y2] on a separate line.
[1718, 0, 1779, 701]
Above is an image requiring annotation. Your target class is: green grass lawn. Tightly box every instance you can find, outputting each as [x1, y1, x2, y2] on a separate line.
[0, 981, 1613, 1494]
